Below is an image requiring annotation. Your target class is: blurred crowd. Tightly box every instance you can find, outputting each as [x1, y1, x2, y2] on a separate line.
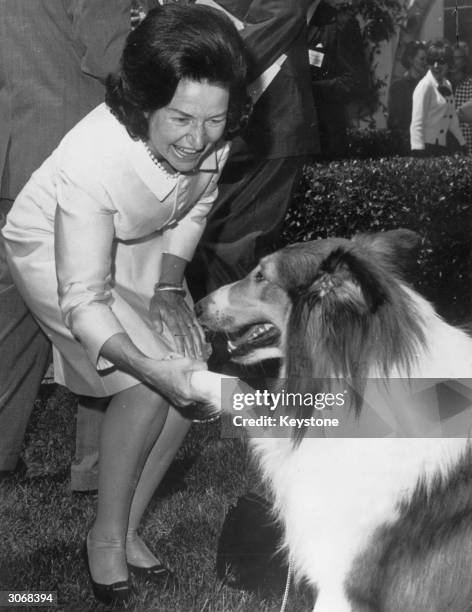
[388, 37, 472, 156]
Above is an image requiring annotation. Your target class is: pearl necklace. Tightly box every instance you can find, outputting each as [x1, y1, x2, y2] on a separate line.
[143, 142, 179, 180]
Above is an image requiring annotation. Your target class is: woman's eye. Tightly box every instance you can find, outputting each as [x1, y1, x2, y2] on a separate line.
[254, 270, 264, 282]
[207, 118, 226, 126]
[173, 117, 190, 125]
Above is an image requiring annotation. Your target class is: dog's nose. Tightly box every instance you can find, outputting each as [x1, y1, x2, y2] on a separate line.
[194, 300, 204, 318]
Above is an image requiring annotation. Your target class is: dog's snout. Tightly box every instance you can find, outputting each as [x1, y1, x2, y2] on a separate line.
[194, 295, 215, 322]
[194, 300, 204, 318]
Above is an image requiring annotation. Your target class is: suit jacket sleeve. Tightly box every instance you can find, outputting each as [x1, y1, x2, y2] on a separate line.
[215, 0, 309, 78]
[66, 0, 133, 80]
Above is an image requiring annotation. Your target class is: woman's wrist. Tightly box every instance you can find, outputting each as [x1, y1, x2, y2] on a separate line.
[154, 281, 186, 297]
[100, 333, 157, 382]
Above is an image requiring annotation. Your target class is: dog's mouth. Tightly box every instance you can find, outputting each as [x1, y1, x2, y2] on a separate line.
[225, 322, 280, 356]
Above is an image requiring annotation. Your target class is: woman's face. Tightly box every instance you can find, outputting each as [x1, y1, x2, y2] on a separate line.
[452, 48, 468, 78]
[427, 51, 449, 82]
[411, 49, 427, 78]
[147, 79, 229, 174]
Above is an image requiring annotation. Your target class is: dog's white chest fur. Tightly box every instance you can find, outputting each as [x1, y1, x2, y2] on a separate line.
[252, 436, 467, 612]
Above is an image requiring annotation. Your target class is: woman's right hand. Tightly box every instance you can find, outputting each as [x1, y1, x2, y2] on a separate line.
[142, 354, 209, 408]
[99, 332, 213, 410]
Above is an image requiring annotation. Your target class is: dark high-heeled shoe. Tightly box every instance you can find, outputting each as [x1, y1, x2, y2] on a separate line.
[82, 541, 131, 605]
[127, 560, 173, 583]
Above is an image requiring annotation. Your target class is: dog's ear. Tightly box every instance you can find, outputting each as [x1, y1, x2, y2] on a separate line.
[352, 229, 422, 278]
[301, 246, 389, 313]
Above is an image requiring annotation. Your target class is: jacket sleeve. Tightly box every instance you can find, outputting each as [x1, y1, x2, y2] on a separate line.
[410, 80, 428, 150]
[213, 0, 308, 79]
[67, 0, 133, 80]
[55, 163, 126, 369]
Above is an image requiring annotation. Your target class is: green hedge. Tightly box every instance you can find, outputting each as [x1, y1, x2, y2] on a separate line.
[282, 155, 472, 323]
[346, 128, 410, 158]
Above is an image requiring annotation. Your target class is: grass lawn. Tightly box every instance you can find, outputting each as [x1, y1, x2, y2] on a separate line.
[0, 385, 312, 611]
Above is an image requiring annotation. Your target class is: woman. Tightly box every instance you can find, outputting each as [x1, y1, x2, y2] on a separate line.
[2, 4, 248, 604]
[451, 41, 472, 155]
[410, 39, 466, 156]
[388, 40, 427, 133]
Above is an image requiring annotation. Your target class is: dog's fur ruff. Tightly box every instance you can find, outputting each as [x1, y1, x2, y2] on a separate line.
[195, 230, 472, 612]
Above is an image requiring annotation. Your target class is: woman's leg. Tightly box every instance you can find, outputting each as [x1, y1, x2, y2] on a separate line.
[87, 383, 169, 585]
[126, 408, 191, 567]
[70, 396, 108, 492]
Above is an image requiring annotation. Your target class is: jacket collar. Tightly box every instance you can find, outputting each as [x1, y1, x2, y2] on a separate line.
[127, 135, 221, 201]
[425, 69, 451, 91]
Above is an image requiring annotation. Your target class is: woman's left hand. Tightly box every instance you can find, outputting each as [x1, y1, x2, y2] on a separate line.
[150, 290, 210, 360]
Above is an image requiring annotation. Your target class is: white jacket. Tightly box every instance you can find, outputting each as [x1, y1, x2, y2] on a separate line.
[410, 70, 465, 150]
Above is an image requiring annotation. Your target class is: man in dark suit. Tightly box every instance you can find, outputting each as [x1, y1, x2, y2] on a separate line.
[307, 0, 368, 159]
[186, 0, 320, 300]
[0, 0, 134, 483]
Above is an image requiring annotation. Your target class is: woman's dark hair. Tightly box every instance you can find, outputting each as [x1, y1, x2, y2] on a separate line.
[426, 38, 454, 67]
[401, 40, 425, 70]
[106, 4, 250, 141]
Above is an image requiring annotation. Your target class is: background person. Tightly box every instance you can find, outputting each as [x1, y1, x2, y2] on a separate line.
[451, 41, 472, 155]
[186, 0, 319, 302]
[307, 0, 368, 160]
[410, 38, 466, 156]
[388, 40, 427, 136]
[0, 0, 137, 483]
[2, 4, 248, 604]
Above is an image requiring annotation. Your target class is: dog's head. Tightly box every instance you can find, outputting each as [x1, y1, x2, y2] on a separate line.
[196, 251, 291, 364]
[196, 229, 425, 379]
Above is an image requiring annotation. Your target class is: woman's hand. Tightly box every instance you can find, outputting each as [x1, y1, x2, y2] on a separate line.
[150, 290, 210, 360]
[142, 354, 210, 408]
[99, 332, 212, 409]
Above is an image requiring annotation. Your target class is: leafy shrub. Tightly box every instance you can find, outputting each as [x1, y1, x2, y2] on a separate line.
[282, 155, 472, 323]
[346, 127, 410, 158]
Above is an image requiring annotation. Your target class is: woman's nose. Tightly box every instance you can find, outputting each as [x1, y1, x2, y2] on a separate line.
[188, 123, 206, 150]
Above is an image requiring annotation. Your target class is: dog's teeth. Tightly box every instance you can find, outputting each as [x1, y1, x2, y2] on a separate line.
[227, 340, 237, 353]
[249, 323, 273, 339]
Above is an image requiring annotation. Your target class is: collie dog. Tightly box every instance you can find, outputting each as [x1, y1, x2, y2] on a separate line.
[193, 230, 472, 612]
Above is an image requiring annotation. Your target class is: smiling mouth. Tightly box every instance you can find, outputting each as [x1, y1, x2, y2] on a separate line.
[172, 145, 202, 159]
[225, 323, 280, 357]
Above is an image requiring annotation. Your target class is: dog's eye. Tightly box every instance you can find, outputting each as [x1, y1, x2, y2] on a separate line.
[254, 270, 265, 283]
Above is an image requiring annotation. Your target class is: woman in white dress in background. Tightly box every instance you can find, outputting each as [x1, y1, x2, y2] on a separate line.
[2, 4, 248, 604]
